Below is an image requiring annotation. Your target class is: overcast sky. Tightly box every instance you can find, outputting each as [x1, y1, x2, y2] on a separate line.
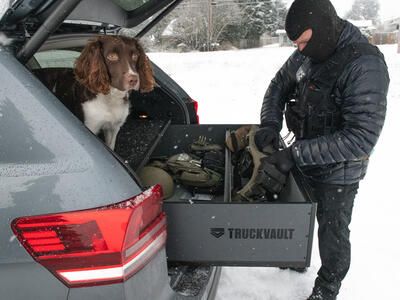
[285, 0, 399, 21]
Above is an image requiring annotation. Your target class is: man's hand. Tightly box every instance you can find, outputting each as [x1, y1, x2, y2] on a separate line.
[265, 147, 294, 174]
[254, 127, 279, 151]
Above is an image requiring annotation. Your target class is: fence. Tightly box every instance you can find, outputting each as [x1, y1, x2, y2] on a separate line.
[371, 32, 398, 45]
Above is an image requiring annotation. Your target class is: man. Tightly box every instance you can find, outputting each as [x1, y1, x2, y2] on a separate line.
[254, 0, 389, 299]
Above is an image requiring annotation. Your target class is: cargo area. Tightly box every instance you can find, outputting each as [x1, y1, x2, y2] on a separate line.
[115, 121, 316, 269]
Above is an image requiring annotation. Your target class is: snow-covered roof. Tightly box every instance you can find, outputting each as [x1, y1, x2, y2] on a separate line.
[348, 19, 374, 29]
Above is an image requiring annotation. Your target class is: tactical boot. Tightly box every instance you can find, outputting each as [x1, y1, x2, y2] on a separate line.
[307, 285, 337, 300]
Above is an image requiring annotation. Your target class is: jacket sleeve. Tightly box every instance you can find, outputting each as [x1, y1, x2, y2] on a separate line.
[292, 54, 389, 167]
[260, 50, 305, 131]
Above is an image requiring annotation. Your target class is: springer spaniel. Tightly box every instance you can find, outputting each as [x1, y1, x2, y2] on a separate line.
[37, 35, 155, 150]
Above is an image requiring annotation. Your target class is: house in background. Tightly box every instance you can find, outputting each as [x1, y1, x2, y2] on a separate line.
[347, 19, 375, 30]
[275, 29, 292, 47]
[373, 17, 400, 45]
[347, 19, 376, 40]
[382, 17, 400, 32]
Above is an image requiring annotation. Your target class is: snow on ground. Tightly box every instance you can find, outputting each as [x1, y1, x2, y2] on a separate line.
[149, 44, 400, 300]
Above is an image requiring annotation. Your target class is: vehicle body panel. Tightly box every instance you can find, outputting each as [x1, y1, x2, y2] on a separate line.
[0, 21, 217, 300]
[0, 0, 316, 298]
[0, 47, 160, 299]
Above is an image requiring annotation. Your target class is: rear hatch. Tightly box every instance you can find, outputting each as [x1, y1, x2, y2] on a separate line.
[0, 0, 177, 30]
[0, 0, 180, 62]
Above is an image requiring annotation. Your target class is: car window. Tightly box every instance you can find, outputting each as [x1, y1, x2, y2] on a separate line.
[33, 50, 80, 69]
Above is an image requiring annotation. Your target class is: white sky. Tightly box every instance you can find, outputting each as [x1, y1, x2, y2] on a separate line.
[285, 0, 400, 21]
[1, 1, 398, 22]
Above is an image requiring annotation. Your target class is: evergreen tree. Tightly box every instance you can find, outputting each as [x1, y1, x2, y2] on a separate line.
[346, 0, 380, 21]
[138, 0, 289, 51]
[271, 0, 288, 34]
[239, 0, 275, 39]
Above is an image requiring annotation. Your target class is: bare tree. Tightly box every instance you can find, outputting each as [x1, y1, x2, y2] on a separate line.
[139, 0, 286, 51]
[169, 0, 244, 50]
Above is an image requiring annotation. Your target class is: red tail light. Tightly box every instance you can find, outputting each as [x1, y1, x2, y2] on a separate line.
[191, 99, 200, 124]
[11, 185, 166, 287]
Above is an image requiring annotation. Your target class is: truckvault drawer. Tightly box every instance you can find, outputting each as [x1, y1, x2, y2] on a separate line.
[151, 124, 316, 267]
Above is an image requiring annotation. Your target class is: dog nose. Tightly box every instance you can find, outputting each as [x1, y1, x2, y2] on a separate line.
[127, 74, 138, 87]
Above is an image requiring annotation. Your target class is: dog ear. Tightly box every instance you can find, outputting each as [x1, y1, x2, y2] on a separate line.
[136, 41, 155, 93]
[74, 37, 110, 95]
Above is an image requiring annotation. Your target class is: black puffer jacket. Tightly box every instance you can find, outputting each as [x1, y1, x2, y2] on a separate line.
[260, 21, 389, 184]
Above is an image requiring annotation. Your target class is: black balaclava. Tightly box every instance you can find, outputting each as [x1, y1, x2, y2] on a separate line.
[285, 0, 345, 63]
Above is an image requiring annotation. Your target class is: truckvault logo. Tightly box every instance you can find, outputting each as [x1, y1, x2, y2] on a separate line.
[210, 228, 225, 238]
[210, 227, 295, 240]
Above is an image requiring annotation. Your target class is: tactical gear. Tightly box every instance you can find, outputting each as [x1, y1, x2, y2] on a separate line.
[285, 0, 345, 63]
[147, 136, 225, 195]
[253, 157, 287, 195]
[202, 150, 225, 174]
[189, 135, 223, 157]
[229, 125, 287, 201]
[138, 166, 175, 199]
[189, 136, 225, 176]
[285, 42, 384, 140]
[166, 153, 223, 193]
[254, 126, 279, 151]
[225, 125, 252, 153]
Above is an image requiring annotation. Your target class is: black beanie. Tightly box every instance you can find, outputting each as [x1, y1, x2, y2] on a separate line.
[285, 0, 345, 62]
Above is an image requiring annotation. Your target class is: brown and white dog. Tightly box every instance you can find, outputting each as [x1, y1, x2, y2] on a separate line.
[71, 35, 155, 150]
[35, 36, 154, 149]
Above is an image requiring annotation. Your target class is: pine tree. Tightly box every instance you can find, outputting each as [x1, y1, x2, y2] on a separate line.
[272, 0, 288, 34]
[239, 0, 275, 39]
[346, 0, 380, 21]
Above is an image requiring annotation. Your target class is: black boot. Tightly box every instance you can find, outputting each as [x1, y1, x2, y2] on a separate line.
[307, 285, 337, 300]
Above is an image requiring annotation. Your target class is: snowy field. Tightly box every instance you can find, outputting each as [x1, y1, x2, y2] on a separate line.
[149, 44, 400, 300]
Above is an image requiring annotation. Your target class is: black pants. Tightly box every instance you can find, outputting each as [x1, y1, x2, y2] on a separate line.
[308, 180, 359, 296]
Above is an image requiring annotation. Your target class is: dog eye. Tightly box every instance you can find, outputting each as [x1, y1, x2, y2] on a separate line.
[107, 53, 119, 61]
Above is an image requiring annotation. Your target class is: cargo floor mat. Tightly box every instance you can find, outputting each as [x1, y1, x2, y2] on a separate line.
[115, 119, 170, 170]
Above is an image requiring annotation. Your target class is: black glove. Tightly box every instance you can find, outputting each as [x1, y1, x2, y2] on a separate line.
[254, 127, 279, 152]
[202, 150, 225, 174]
[265, 147, 294, 174]
[254, 158, 287, 194]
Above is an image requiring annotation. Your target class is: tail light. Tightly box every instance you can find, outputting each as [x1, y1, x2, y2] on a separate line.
[11, 185, 166, 288]
[191, 99, 200, 124]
